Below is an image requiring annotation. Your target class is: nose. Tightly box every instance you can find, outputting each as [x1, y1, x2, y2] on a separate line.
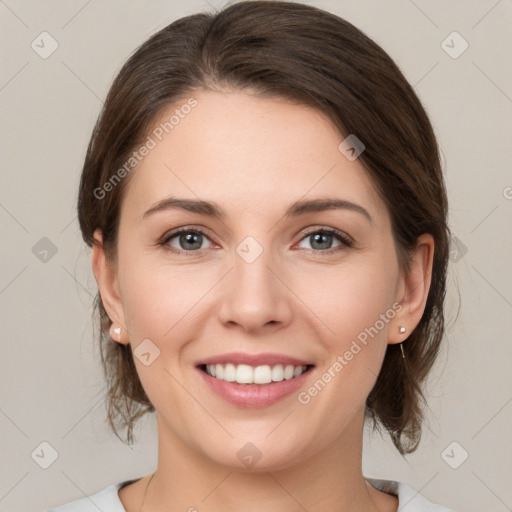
[217, 244, 293, 333]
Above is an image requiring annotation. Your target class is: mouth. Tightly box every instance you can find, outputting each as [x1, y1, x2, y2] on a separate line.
[198, 363, 314, 385]
[194, 352, 316, 407]
[195, 356, 316, 408]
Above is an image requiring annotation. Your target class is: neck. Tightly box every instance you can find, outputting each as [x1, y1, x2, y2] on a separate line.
[140, 410, 392, 512]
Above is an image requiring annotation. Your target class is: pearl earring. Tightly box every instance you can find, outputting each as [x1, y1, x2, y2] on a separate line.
[399, 326, 406, 359]
[110, 324, 122, 342]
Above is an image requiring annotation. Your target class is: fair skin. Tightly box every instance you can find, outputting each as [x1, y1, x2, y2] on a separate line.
[92, 89, 434, 512]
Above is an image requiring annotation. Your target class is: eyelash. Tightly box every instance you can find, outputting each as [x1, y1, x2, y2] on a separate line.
[159, 225, 354, 257]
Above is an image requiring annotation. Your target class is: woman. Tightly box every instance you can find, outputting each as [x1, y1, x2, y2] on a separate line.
[47, 1, 456, 510]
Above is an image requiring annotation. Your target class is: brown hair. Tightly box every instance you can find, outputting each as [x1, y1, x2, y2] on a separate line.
[78, 0, 451, 454]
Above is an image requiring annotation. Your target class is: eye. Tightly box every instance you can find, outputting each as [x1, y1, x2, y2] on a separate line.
[160, 227, 214, 255]
[295, 227, 353, 254]
[159, 226, 353, 256]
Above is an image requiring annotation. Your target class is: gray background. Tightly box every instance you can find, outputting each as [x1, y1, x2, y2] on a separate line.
[1, 1, 511, 511]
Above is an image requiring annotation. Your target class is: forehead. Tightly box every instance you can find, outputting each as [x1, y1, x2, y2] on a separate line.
[121, 89, 388, 224]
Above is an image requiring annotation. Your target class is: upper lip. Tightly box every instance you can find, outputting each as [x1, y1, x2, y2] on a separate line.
[196, 352, 314, 367]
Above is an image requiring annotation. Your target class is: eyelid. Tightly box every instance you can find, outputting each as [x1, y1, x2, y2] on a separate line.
[297, 225, 354, 246]
[159, 225, 219, 249]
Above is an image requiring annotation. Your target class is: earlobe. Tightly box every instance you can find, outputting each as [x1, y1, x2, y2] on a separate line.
[92, 229, 128, 343]
[388, 233, 435, 345]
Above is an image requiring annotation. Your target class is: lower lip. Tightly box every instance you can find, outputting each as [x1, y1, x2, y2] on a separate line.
[196, 366, 314, 408]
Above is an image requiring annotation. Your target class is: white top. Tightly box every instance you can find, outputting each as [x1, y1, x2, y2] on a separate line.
[45, 477, 457, 512]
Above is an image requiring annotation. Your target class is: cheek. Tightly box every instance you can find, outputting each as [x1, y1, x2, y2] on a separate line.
[116, 261, 208, 404]
[295, 258, 397, 401]
[118, 256, 207, 341]
[298, 259, 397, 347]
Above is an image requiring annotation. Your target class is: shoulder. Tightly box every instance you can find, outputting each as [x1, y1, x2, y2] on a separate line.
[43, 479, 137, 512]
[366, 478, 459, 512]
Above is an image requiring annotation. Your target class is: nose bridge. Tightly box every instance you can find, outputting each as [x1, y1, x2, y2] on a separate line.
[217, 234, 291, 331]
[235, 240, 276, 297]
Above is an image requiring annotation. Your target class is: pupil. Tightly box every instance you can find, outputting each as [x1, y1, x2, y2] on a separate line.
[312, 233, 331, 250]
[181, 232, 201, 250]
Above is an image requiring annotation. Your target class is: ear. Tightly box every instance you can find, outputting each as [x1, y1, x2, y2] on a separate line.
[92, 229, 129, 345]
[388, 233, 435, 345]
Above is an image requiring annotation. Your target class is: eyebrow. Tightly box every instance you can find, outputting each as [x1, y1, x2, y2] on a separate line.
[142, 196, 373, 224]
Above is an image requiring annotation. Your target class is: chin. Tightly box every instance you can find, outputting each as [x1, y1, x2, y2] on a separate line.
[196, 433, 313, 473]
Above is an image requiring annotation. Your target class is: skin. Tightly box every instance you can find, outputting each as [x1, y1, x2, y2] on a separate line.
[92, 89, 434, 512]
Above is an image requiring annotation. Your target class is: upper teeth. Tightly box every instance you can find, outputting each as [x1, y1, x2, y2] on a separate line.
[205, 363, 308, 384]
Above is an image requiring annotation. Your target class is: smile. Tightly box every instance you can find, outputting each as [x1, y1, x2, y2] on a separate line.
[195, 352, 315, 407]
[202, 363, 311, 385]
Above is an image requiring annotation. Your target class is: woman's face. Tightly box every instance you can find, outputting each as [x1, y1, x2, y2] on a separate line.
[94, 89, 430, 471]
